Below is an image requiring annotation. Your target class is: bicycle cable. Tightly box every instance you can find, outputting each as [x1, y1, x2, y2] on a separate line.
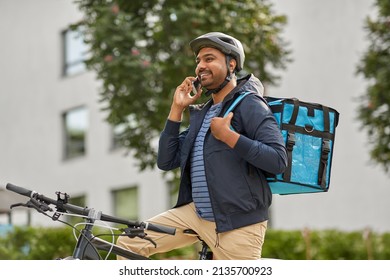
[52, 211, 104, 260]
[73, 220, 115, 260]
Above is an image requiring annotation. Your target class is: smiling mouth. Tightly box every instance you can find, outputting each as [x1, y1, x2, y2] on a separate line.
[200, 73, 211, 80]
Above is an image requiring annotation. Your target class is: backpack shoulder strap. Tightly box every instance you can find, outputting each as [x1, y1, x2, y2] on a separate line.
[223, 92, 251, 131]
[223, 92, 251, 118]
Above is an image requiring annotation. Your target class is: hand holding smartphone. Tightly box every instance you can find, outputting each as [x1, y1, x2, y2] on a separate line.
[192, 77, 201, 96]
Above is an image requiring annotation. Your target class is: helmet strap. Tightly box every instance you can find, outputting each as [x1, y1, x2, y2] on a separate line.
[204, 55, 234, 96]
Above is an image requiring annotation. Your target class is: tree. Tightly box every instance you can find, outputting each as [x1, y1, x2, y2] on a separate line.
[356, 0, 390, 173]
[74, 0, 291, 171]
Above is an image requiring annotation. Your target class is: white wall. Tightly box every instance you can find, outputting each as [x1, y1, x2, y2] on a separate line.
[0, 0, 168, 226]
[269, 0, 390, 232]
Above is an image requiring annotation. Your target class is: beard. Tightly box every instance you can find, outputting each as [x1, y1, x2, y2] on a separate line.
[199, 71, 226, 91]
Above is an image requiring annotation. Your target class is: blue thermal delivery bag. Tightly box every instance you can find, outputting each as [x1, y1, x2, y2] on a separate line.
[264, 96, 339, 195]
[224, 93, 340, 195]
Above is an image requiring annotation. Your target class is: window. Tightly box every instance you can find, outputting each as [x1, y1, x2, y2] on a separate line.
[63, 107, 88, 159]
[112, 187, 138, 221]
[62, 27, 88, 76]
[111, 123, 126, 150]
[66, 194, 86, 225]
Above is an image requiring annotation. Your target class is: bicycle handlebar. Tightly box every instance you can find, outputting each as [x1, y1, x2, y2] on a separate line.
[6, 183, 34, 198]
[6, 183, 176, 235]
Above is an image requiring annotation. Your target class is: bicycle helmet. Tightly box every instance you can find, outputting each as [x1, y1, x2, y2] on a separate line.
[189, 32, 245, 95]
[189, 32, 245, 72]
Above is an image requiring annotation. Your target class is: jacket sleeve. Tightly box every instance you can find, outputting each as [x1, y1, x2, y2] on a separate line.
[232, 94, 288, 175]
[157, 119, 188, 171]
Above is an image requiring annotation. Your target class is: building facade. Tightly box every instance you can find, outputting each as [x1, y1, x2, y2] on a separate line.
[0, 0, 169, 226]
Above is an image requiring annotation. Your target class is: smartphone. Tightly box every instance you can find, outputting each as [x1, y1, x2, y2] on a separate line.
[192, 77, 201, 96]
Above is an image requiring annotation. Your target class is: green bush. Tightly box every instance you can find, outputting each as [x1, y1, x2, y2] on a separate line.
[1, 226, 390, 260]
[262, 229, 307, 259]
[263, 228, 390, 260]
[0, 226, 75, 260]
[0, 225, 118, 260]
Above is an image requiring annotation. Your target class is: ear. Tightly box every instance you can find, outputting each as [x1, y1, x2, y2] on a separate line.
[229, 58, 237, 73]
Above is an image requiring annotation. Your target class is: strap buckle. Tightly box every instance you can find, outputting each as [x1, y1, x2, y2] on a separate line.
[286, 132, 296, 150]
[321, 140, 330, 159]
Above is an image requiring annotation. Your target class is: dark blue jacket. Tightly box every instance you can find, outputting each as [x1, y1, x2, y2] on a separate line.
[157, 74, 287, 233]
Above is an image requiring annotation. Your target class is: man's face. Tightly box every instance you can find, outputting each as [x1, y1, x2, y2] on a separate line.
[195, 47, 228, 90]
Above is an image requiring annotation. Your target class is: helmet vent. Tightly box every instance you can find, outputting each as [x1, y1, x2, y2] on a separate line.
[219, 37, 235, 46]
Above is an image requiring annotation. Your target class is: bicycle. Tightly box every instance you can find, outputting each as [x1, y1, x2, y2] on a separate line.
[6, 183, 213, 260]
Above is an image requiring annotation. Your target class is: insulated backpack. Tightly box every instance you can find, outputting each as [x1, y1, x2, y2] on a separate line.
[224, 93, 340, 195]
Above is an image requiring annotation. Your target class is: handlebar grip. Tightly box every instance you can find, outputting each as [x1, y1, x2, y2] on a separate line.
[144, 222, 176, 235]
[6, 183, 35, 198]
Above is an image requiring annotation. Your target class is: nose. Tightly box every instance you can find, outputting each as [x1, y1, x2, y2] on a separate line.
[196, 61, 206, 76]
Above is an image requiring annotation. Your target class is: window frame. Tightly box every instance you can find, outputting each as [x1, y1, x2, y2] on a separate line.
[61, 26, 88, 77]
[62, 106, 88, 160]
[111, 186, 139, 221]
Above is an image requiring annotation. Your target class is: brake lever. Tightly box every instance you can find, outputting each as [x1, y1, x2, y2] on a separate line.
[10, 200, 43, 213]
[10, 202, 28, 209]
[10, 198, 53, 214]
[121, 227, 157, 248]
[143, 236, 157, 248]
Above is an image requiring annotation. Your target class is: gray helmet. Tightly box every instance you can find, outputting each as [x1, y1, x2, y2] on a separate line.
[189, 32, 245, 72]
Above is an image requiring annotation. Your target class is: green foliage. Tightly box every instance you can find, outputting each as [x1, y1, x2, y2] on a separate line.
[309, 230, 368, 260]
[0, 226, 75, 260]
[2, 226, 390, 260]
[73, 0, 291, 171]
[356, 0, 390, 173]
[261, 229, 307, 259]
[263, 228, 390, 260]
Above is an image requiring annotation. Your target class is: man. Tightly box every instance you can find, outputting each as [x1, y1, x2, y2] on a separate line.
[117, 32, 287, 259]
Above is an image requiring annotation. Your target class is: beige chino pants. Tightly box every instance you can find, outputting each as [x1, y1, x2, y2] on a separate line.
[117, 202, 267, 260]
